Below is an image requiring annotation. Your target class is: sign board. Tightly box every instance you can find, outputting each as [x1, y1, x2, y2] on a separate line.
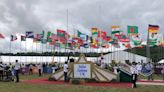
[74, 64, 91, 78]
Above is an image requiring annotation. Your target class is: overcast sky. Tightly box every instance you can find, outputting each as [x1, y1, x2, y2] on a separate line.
[0, 0, 164, 52]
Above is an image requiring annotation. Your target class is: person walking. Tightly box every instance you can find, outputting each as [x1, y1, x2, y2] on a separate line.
[14, 60, 20, 83]
[145, 62, 154, 80]
[29, 64, 33, 75]
[130, 62, 138, 88]
[63, 61, 68, 82]
[37, 63, 42, 77]
[0, 62, 4, 81]
[136, 62, 142, 74]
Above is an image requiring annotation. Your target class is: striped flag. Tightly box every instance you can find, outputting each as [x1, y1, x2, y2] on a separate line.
[148, 24, 159, 46]
[47, 31, 52, 42]
[11, 35, 17, 41]
[132, 35, 142, 48]
[91, 28, 98, 38]
[111, 26, 120, 34]
[21, 35, 26, 41]
[77, 30, 88, 41]
[0, 33, 5, 39]
[148, 24, 159, 33]
[26, 31, 34, 38]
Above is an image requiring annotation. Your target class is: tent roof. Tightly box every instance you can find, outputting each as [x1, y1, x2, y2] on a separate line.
[158, 59, 164, 63]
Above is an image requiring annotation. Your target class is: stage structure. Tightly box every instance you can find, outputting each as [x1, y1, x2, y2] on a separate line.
[51, 54, 117, 82]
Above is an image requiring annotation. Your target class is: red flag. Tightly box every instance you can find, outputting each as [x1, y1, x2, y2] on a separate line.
[0, 33, 5, 39]
[98, 30, 107, 40]
[57, 29, 67, 37]
[49, 40, 57, 45]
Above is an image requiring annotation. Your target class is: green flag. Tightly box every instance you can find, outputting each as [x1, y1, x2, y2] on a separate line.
[21, 35, 26, 41]
[127, 26, 138, 35]
[47, 31, 52, 42]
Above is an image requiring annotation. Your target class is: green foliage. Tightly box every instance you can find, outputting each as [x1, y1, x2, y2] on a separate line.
[70, 79, 81, 85]
[85, 78, 97, 83]
[110, 78, 118, 82]
[48, 77, 56, 81]
[125, 46, 164, 63]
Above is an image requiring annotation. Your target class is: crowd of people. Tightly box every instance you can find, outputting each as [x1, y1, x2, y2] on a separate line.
[130, 61, 155, 88]
[0, 60, 60, 82]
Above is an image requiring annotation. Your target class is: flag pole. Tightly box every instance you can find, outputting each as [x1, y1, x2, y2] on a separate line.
[25, 38, 27, 64]
[46, 43, 47, 63]
[66, 9, 69, 63]
[127, 30, 131, 63]
[32, 40, 34, 63]
[146, 26, 150, 63]
[110, 28, 112, 64]
[36, 42, 37, 64]
[9, 40, 11, 63]
[20, 36, 22, 63]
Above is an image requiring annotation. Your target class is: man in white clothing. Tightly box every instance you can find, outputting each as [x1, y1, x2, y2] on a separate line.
[130, 62, 138, 88]
[37, 63, 42, 77]
[136, 62, 142, 74]
[63, 62, 68, 82]
[14, 60, 20, 82]
[0, 62, 4, 81]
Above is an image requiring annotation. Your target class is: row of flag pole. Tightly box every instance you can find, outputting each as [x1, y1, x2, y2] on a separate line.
[0, 24, 163, 63]
[0, 25, 163, 51]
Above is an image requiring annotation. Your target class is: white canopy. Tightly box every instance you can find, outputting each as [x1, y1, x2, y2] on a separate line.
[158, 59, 164, 63]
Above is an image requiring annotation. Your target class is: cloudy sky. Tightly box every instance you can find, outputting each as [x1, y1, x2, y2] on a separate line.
[0, 0, 164, 53]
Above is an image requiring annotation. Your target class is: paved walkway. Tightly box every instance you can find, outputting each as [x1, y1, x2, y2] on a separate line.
[137, 79, 164, 86]
[23, 78, 132, 88]
[23, 78, 164, 88]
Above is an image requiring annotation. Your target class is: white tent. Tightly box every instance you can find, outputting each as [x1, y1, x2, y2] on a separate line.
[101, 50, 148, 64]
[158, 59, 164, 63]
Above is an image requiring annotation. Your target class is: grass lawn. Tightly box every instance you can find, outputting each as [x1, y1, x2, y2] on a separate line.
[0, 74, 164, 92]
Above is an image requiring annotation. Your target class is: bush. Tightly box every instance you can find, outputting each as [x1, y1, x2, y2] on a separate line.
[110, 78, 118, 82]
[48, 77, 56, 81]
[85, 78, 97, 83]
[70, 79, 81, 85]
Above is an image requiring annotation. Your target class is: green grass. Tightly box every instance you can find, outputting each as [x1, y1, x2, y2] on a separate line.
[20, 74, 51, 81]
[0, 74, 164, 92]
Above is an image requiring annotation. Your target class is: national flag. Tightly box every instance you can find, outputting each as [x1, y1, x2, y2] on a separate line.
[11, 35, 17, 41]
[0, 33, 5, 39]
[132, 35, 142, 47]
[115, 33, 129, 42]
[57, 29, 66, 37]
[26, 31, 34, 38]
[47, 31, 52, 42]
[91, 28, 98, 38]
[50, 34, 58, 41]
[158, 34, 164, 47]
[73, 37, 84, 46]
[148, 24, 159, 33]
[111, 26, 120, 34]
[49, 40, 57, 45]
[98, 30, 107, 40]
[21, 35, 26, 41]
[40, 30, 45, 38]
[127, 26, 138, 35]
[102, 44, 110, 48]
[110, 39, 119, 48]
[83, 42, 89, 48]
[148, 24, 159, 46]
[77, 30, 88, 41]
[104, 36, 112, 42]
[122, 43, 131, 48]
[41, 39, 47, 44]
[34, 34, 42, 41]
